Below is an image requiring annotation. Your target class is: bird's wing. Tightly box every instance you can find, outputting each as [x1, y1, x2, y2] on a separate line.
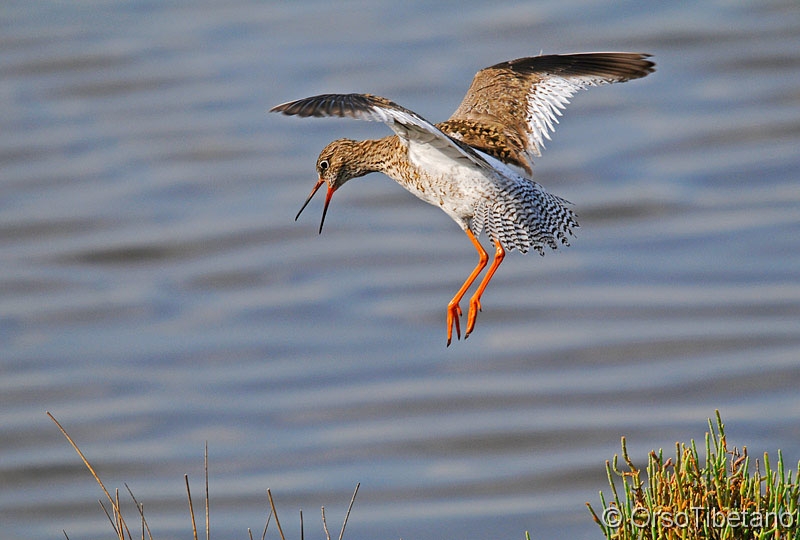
[270, 93, 496, 174]
[448, 52, 655, 172]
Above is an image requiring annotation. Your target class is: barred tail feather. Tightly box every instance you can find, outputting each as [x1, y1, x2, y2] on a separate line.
[471, 181, 578, 254]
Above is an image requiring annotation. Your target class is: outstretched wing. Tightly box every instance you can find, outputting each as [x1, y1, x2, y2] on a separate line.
[448, 52, 655, 173]
[270, 93, 495, 174]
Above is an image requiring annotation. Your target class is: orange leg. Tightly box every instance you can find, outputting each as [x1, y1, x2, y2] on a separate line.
[447, 229, 488, 346]
[465, 240, 505, 339]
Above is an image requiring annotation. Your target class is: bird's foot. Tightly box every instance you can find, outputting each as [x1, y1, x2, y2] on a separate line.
[446, 303, 463, 346]
[464, 297, 482, 339]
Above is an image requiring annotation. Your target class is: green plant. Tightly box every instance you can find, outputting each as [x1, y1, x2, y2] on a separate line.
[587, 411, 800, 539]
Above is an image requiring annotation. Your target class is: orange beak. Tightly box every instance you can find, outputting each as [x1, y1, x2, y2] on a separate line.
[295, 177, 336, 234]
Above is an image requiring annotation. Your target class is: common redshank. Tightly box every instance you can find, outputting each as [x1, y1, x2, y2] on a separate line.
[271, 52, 655, 345]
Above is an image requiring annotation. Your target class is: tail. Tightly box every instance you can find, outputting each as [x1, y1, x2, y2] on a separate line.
[471, 180, 579, 254]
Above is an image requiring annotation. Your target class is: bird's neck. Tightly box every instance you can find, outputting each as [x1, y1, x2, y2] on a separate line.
[349, 136, 406, 179]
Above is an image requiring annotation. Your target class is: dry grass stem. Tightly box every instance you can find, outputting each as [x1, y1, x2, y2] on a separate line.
[261, 505, 273, 540]
[267, 489, 288, 540]
[339, 483, 360, 540]
[47, 411, 134, 539]
[185, 474, 199, 540]
[204, 443, 210, 540]
[50, 412, 362, 540]
[125, 483, 154, 540]
[322, 506, 332, 540]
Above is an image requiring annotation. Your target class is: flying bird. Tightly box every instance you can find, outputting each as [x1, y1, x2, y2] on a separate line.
[271, 52, 655, 345]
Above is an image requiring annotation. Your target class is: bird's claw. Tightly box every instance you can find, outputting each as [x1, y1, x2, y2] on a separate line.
[465, 297, 482, 339]
[446, 303, 463, 346]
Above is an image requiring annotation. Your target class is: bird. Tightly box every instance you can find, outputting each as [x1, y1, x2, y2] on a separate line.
[271, 52, 655, 345]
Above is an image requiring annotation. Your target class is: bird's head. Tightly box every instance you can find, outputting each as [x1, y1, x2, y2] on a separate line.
[295, 139, 364, 233]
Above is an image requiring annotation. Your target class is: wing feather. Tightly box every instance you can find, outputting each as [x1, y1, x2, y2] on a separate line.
[449, 52, 655, 171]
[271, 93, 496, 174]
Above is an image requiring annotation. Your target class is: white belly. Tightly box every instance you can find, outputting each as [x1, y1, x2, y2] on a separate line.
[402, 144, 499, 229]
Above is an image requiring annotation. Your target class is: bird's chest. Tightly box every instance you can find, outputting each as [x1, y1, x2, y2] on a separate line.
[399, 162, 488, 220]
[397, 148, 491, 221]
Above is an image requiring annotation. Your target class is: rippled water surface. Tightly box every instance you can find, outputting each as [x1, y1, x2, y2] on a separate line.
[2, 1, 800, 539]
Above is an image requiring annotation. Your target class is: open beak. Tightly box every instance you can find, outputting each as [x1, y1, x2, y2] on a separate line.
[295, 177, 336, 234]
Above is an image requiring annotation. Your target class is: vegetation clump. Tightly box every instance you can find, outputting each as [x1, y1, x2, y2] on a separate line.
[587, 411, 800, 540]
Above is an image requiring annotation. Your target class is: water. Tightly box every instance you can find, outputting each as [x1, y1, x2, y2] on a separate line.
[2, 1, 800, 539]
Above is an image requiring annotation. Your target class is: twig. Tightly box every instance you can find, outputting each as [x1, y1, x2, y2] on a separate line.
[300, 509, 304, 540]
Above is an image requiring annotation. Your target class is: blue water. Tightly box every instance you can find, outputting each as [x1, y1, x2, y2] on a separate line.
[2, 1, 800, 539]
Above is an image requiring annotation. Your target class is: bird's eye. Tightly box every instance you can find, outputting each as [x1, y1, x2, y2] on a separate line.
[319, 160, 329, 171]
